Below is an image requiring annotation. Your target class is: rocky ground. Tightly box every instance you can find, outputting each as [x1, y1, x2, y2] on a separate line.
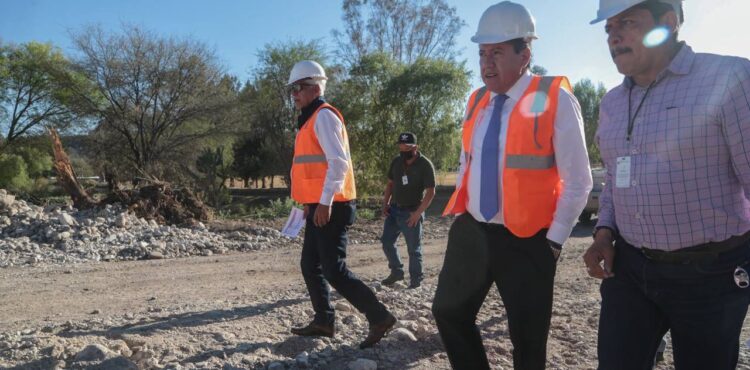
[1, 190, 750, 369]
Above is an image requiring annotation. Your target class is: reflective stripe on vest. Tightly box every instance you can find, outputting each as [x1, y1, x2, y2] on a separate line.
[505, 154, 555, 169]
[443, 75, 570, 238]
[290, 103, 357, 204]
[293, 154, 327, 164]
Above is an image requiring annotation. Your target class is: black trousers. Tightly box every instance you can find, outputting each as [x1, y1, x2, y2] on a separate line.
[597, 237, 750, 370]
[432, 213, 557, 370]
[300, 202, 388, 326]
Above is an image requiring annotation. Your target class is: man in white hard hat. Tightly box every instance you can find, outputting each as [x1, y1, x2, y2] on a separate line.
[432, 2, 592, 369]
[287, 60, 396, 349]
[583, 1, 750, 368]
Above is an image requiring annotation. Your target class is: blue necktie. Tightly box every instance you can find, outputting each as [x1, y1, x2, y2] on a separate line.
[479, 94, 508, 221]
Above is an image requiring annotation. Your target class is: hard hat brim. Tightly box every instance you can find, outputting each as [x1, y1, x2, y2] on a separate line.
[286, 75, 328, 86]
[590, 0, 681, 24]
[590, 5, 633, 24]
[471, 34, 538, 44]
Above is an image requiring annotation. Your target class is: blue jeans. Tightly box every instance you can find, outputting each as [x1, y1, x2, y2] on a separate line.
[598, 237, 750, 370]
[380, 204, 423, 282]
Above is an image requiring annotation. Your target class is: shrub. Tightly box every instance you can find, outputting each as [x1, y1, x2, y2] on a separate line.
[11, 147, 53, 177]
[249, 197, 299, 219]
[357, 207, 377, 221]
[0, 154, 32, 191]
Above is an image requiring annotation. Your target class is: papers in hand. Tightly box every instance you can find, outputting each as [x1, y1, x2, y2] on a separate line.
[281, 207, 305, 238]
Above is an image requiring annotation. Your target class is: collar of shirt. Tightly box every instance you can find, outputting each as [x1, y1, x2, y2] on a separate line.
[488, 70, 533, 103]
[623, 42, 695, 89]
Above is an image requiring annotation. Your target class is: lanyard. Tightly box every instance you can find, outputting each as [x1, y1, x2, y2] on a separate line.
[627, 80, 657, 142]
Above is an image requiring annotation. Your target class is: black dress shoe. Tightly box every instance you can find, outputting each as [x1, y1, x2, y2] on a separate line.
[381, 272, 404, 286]
[408, 280, 422, 289]
[291, 322, 335, 338]
[359, 313, 397, 349]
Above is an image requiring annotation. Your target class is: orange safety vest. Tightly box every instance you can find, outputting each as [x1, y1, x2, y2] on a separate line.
[443, 75, 572, 237]
[291, 103, 356, 204]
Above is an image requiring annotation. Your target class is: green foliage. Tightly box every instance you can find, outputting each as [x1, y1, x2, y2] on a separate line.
[230, 134, 268, 184]
[0, 41, 89, 150]
[241, 41, 330, 185]
[0, 154, 31, 191]
[573, 79, 608, 165]
[334, 53, 470, 195]
[10, 146, 52, 177]
[195, 146, 233, 208]
[248, 197, 299, 220]
[356, 207, 377, 221]
[530, 65, 548, 76]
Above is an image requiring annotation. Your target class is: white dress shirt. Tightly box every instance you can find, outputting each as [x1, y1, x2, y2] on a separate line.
[456, 71, 592, 244]
[313, 108, 350, 206]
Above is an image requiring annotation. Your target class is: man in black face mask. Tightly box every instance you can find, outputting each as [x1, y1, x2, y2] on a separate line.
[380, 132, 436, 289]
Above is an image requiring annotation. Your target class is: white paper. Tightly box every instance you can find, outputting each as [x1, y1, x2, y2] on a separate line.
[402, 175, 409, 185]
[616, 156, 631, 188]
[281, 207, 305, 238]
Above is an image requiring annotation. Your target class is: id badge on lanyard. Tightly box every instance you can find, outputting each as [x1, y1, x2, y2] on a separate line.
[616, 156, 631, 188]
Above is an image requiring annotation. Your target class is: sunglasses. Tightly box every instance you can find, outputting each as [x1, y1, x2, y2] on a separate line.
[289, 83, 317, 93]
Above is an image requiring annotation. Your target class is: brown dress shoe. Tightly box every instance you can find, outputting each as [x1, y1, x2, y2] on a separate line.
[291, 322, 335, 338]
[359, 313, 397, 349]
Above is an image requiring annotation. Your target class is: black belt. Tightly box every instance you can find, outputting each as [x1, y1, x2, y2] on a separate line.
[306, 200, 355, 206]
[639, 231, 750, 264]
[393, 203, 419, 210]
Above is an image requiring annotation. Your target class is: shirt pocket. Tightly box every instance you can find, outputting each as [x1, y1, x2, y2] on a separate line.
[643, 105, 721, 164]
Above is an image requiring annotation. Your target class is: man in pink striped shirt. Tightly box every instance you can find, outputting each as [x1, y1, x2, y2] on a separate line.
[584, 0, 750, 368]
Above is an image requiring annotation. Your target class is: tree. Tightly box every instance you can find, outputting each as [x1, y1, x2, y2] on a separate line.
[242, 40, 330, 186]
[70, 25, 238, 178]
[0, 42, 89, 152]
[231, 134, 269, 187]
[195, 146, 232, 208]
[530, 65, 547, 76]
[332, 0, 465, 65]
[573, 78, 608, 165]
[335, 53, 470, 194]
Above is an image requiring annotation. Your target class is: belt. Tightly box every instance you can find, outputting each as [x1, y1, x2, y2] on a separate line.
[393, 203, 419, 210]
[639, 231, 750, 264]
[306, 200, 355, 206]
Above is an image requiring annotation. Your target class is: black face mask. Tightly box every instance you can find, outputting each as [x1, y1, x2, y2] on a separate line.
[400, 151, 415, 161]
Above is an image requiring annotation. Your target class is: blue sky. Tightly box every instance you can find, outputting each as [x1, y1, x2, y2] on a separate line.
[2, 0, 748, 91]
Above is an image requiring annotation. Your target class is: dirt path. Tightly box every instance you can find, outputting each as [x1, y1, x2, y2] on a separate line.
[2, 224, 750, 369]
[0, 239, 448, 333]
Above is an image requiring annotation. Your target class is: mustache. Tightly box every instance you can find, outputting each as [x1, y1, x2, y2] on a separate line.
[611, 47, 632, 58]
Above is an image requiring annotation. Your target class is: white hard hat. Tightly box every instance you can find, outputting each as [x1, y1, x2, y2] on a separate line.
[287, 60, 328, 85]
[590, 0, 683, 24]
[471, 1, 537, 44]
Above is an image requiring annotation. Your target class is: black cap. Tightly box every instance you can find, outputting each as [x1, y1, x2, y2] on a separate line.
[396, 132, 417, 145]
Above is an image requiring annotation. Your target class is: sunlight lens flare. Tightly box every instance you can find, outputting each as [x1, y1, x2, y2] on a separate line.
[643, 26, 670, 48]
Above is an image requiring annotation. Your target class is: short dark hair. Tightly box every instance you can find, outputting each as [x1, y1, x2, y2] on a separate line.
[507, 38, 532, 70]
[633, 0, 684, 24]
[508, 38, 530, 54]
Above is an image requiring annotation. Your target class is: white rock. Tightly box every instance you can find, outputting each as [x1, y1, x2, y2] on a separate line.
[335, 302, 353, 312]
[58, 213, 77, 227]
[343, 315, 362, 326]
[390, 327, 418, 341]
[73, 343, 114, 362]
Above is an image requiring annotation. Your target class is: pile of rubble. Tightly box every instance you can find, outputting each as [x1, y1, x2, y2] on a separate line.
[0, 189, 286, 268]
